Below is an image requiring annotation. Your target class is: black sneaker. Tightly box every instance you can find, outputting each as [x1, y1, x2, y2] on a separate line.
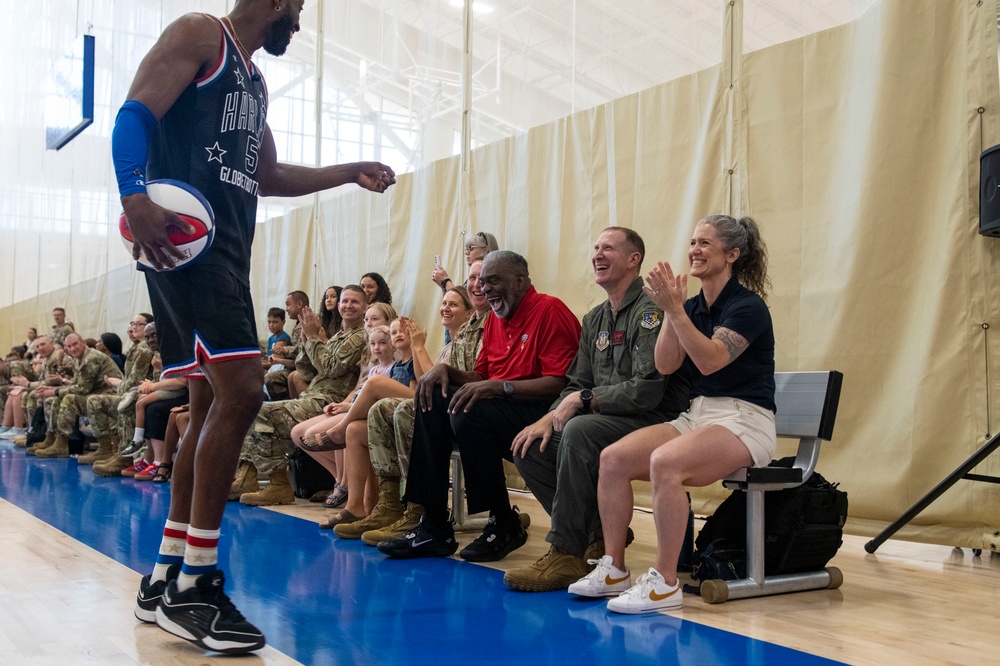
[154, 570, 266, 654]
[134, 563, 180, 623]
[459, 512, 528, 562]
[377, 515, 458, 559]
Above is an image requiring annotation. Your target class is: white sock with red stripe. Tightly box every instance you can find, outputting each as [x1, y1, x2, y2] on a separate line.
[151, 519, 188, 583]
[176, 526, 221, 592]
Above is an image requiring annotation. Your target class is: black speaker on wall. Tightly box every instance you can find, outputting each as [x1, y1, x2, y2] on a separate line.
[981, 144, 1000, 236]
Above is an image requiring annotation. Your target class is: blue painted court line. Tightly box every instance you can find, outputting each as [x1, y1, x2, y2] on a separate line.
[0, 443, 844, 665]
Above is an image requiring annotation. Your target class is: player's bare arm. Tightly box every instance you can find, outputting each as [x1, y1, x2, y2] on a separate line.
[257, 125, 396, 198]
[125, 14, 222, 119]
[118, 14, 222, 269]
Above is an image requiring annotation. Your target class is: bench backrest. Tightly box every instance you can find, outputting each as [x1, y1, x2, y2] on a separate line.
[724, 370, 844, 488]
[774, 371, 843, 441]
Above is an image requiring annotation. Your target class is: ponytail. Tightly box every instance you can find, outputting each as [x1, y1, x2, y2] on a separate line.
[700, 214, 771, 300]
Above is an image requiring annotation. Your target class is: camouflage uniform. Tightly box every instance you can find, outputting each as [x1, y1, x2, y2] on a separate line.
[293, 340, 319, 384]
[263, 320, 302, 400]
[367, 397, 415, 478]
[24, 349, 76, 424]
[50, 347, 123, 437]
[447, 310, 488, 374]
[241, 325, 365, 476]
[366, 312, 488, 480]
[49, 323, 76, 346]
[0, 360, 36, 412]
[8, 360, 35, 382]
[86, 342, 155, 442]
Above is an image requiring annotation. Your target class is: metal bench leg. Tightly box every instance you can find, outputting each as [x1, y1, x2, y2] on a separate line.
[450, 452, 531, 533]
[451, 453, 488, 532]
[701, 488, 844, 604]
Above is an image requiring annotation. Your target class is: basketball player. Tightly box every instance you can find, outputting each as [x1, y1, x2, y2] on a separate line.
[111, 0, 395, 654]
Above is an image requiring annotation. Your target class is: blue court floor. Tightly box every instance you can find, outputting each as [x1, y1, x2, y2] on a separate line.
[0, 443, 842, 665]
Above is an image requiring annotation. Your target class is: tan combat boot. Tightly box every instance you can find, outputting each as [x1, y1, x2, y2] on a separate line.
[35, 433, 71, 458]
[335, 477, 404, 539]
[503, 544, 591, 592]
[361, 502, 425, 546]
[93, 443, 132, 477]
[26, 431, 56, 456]
[239, 469, 294, 506]
[228, 461, 259, 501]
[78, 435, 115, 465]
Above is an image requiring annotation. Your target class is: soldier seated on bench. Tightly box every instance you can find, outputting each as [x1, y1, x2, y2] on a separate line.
[504, 227, 690, 593]
[569, 214, 776, 615]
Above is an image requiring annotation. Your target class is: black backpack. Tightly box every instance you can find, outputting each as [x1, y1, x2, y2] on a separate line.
[285, 449, 337, 499]
[691, 538, 746, 581]
[692, 457, 848, 580]
[25, 406, 47, 446]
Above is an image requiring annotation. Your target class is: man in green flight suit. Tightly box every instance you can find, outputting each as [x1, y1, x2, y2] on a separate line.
[505, 227, 690, 591]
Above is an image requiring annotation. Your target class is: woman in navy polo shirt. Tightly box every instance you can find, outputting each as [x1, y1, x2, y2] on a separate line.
[569, 214, 775, 614]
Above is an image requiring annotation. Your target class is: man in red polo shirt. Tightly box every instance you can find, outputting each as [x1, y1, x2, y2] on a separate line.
[379, 250, 581, 562]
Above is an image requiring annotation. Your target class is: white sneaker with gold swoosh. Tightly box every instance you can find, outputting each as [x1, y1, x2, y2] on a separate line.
[567, 555, 632, 597]
[607, 568, 683, 614]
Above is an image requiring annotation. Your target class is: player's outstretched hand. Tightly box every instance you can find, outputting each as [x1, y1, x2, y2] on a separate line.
[356, 162, 396, 193]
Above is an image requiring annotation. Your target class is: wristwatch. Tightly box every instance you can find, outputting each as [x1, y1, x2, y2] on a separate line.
[503, 381, 514, 397]
[580, 388, 593, 413]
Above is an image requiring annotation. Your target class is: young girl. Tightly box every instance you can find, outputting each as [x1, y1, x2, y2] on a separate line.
[324, 318, 417, 447]
[289, 302, 397, 509]
[317, 319, 418, 530]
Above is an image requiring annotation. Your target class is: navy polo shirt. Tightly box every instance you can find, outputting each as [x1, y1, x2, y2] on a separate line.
[683, 276, 776, 412]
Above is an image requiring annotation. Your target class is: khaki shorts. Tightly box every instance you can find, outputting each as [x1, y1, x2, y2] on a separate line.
[669, 396, 777, 467]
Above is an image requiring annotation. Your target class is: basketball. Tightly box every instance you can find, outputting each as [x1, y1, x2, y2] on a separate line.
[119, 179, 215, 270]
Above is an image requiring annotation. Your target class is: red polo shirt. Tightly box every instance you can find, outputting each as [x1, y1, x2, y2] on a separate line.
[475, 286, 581, 381]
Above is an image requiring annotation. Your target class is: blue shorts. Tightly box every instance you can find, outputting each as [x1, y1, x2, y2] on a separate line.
[145, 263, 261, 379]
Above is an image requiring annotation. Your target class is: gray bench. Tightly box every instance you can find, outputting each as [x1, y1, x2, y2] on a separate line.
[700, 370, 844, 603]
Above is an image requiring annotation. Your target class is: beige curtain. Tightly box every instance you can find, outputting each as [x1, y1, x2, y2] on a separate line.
[2, 0, 998, 548]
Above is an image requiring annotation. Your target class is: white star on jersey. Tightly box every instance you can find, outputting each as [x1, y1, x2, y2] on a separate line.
[205, 141, 227, 163]
[234, 68, 245, 88]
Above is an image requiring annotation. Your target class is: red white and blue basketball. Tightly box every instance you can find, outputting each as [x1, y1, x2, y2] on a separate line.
[119, 179, 215, 270]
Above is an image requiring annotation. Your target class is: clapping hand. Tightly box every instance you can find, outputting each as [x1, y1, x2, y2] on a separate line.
[643, 261, 687, 314]
[403, 317, 427, 350]
[300, 306, 322, 338]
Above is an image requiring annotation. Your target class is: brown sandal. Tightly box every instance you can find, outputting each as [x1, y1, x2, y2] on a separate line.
[300, 432, 345, 452]
[319, 509, 362, 529]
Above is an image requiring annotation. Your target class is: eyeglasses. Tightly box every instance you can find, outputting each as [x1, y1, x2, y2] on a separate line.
[464, 232, 489, 253]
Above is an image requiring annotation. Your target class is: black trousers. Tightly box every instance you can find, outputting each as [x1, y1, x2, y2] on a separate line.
[403, 386, 548, 517]
[143, 392, 190, 440]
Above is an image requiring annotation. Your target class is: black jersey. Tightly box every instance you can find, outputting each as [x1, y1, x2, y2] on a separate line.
[146, 16, 267, 284]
